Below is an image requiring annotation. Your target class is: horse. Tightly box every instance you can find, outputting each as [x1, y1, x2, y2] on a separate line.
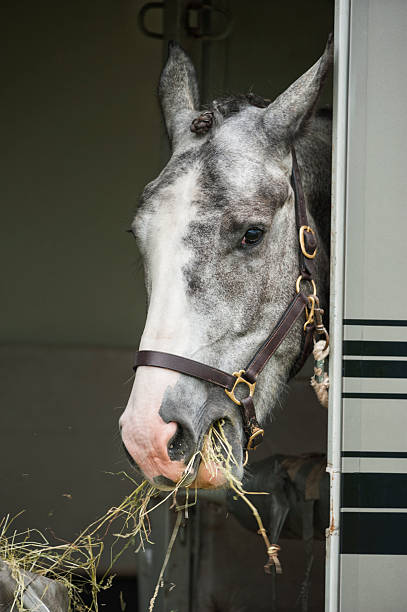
[119, 37, 332, 491]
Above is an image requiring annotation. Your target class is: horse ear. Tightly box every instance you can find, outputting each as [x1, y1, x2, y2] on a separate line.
[159, 42, 200, 148]
[263, 34, 333, 141]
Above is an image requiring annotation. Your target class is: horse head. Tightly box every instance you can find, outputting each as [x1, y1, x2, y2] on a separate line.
[120, 38, 332, 490]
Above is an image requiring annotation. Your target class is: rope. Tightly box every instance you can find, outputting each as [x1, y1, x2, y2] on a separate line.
[310, 339, 329, 408]
[264, 542, 282, 575]
[256, 526, 282, 574]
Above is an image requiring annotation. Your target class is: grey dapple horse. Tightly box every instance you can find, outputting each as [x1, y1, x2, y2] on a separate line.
[120, 39, 332, 490]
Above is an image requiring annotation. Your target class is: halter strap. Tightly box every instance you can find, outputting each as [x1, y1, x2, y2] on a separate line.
[134, 293, 308, 389]
[244, 291, 308, 383]
[133, 147, 320, 451]
[134, 350, 236, 391]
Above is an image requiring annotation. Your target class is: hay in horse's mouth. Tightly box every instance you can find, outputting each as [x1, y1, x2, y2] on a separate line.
[194, 419, 239, 488]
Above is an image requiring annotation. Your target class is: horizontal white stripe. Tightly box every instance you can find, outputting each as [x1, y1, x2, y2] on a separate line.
[344, 355, 407, 361]
[342, 457, 407, 474]
[341, 507, 407, 513]
[343, 377, 407, 394]
[343, 399, 407, 452]
[343, 326, 407, 342]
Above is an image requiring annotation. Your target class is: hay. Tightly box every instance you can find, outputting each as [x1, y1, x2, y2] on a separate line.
[0, 477, 158, 611]
[148, 511, 182, 612]
[0, 451, 203, 611]
[1, 424, 276, 611]
[202, 420, 282, 573]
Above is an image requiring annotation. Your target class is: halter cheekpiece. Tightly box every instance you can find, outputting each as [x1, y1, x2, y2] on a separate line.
[133, 147, 328, 452]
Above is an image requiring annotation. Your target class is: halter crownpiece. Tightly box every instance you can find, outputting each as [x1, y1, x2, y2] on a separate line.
[133, 147, 328, 452]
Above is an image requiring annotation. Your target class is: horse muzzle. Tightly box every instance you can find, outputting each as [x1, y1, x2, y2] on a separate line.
[119, 367, 245, 490]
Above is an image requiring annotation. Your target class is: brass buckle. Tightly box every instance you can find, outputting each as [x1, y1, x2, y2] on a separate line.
[296, 276, 317, 330]
[299, 225, 317, 259]
[247, 426, 264, 450]
[225, 369, 256, 406]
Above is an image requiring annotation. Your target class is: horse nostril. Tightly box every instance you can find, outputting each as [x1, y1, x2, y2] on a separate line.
[153, 475, 178, 488]
[167, 423, 193, 462]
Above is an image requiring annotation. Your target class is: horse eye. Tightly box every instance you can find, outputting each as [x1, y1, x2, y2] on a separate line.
[241, 227, 264, 247]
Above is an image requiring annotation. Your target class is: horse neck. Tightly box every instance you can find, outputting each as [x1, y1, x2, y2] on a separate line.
[295, 112, 332, 254]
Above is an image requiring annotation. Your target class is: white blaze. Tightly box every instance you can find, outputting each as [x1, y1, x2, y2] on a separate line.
[120, 167, 202, 482]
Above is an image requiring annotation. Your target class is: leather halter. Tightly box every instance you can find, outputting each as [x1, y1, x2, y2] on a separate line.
[133, 148, 321, 452]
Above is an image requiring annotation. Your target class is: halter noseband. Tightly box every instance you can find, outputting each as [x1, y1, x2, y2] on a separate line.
[133, 148, 327, 452]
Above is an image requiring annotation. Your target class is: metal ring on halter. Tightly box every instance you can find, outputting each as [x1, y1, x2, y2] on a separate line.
[246, 427, 264, 450]
[299, 225, 317, 259]
[296, 275, 317, 296]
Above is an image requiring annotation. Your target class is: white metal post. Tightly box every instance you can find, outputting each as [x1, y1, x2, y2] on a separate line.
[325, 1, 350, 611]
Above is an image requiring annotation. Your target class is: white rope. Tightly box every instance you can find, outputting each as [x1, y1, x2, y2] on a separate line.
[313, 338, 330, 361]
[310, 339, 329, 408]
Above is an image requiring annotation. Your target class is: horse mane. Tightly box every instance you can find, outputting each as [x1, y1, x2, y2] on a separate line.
[209, 92, 270, 116]
[190, 94, 331, 135]
[189, 93, 269, 134]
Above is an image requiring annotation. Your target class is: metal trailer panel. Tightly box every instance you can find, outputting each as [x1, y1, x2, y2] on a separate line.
[340, 555, 407, 612]
[329, 0, 407, 610]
